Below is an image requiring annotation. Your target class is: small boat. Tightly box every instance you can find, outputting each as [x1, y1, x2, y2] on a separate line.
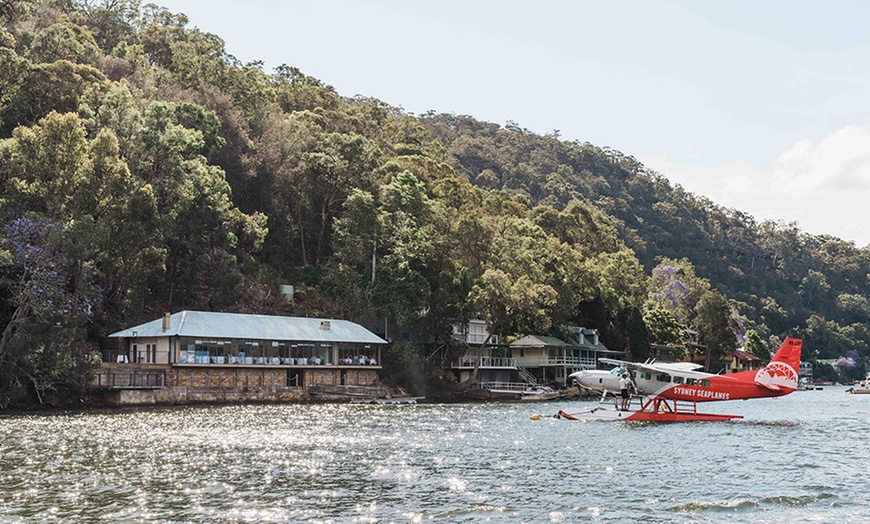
[482, 384, 559, 401]
[797, 379, 817, 391]
[848, 374, 870, 394]
[520, 386, 558, 401]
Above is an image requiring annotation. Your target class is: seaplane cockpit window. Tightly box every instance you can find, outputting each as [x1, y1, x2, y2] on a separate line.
[673, 376, 684, 384]
[699, 379, 711, 387]
[641, 372, 651, 380]
[610, 367, 627, 376]
[686, 378, 697, 386]
[656, 373, 671, 382]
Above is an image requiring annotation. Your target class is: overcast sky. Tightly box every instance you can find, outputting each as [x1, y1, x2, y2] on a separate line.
[154, 0, 870, 247]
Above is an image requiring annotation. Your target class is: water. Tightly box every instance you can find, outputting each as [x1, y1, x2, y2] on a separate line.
[0, 387, 866, 523]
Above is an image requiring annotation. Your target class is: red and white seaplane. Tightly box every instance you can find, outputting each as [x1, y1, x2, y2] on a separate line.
[557, 337, 802, 422]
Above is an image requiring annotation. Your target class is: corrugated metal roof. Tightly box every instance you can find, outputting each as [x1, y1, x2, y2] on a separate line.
[109, 311, 387, 344]
[728, 349, 762, 361]
[511, 335, 568, 348]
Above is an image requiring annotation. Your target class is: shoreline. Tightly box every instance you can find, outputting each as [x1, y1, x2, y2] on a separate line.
[0, 385, 588, 414]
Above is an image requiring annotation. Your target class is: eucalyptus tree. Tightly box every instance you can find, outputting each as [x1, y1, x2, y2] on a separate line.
[468, 196, 560, 340]
[743, 329, 770, 360]
[299, 131, 380, 267]
[125, 100, 265, 310]
[367, 171, 437, 329]
[644, 308, 687, 358]
[693, 290, 737, 372]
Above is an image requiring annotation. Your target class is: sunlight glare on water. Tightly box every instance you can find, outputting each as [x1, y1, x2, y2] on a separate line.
[0, 387, 867, 522]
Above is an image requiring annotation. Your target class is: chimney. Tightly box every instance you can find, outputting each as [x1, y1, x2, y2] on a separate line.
[279, 284, 295, 302]
[320, 320, 331, 330]
[162, 312, 171, 332]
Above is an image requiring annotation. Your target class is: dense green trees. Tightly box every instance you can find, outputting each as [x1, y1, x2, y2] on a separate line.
[2, 0, 869, 404]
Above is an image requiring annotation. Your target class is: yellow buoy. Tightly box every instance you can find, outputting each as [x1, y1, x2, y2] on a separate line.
[530, 414, 541, 420]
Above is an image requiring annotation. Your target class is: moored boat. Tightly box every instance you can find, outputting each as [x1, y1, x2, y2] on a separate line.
[848, 373, 870, 394]
[520, 386, 558, 401]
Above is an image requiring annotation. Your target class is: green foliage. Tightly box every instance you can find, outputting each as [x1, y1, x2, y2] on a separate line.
[743, 329, 770, 360]
[5, 0, 870, 404]
[621, 306, 651, 360]
[693, 290, 738, 371]
[813, 359, 838, 383]
[0, 217, 100, 407]
[382, 340, 425, 396]
[644, 308, 686, 347]
[836, 293, 870, 325]
[26, 20, 100, 64]
[471, 268, 558, 338]
[369, 263, 430, 326]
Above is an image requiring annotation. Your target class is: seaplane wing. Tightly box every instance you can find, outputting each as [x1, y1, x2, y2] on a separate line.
[598, 358, 704, 371]
[660, 362, 705, 372]
[598, 358, 702, 375]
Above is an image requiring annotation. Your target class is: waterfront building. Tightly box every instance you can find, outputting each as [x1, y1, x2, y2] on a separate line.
[97, 310, 387, 405]
[452, 324, 621, 391]
[799, 360, 813, 381]
[725, 349, 764, 373]
[511, 330, 622, 387]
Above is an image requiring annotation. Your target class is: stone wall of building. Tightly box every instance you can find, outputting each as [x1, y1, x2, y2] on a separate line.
[106, 385, 307, 406]
[306, 368, 378, 387]
[168, 367, 291, 388]
[95, 364, 382, 406]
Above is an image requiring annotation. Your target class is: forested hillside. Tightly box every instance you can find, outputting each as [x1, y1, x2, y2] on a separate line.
[1, 0, 868, 405]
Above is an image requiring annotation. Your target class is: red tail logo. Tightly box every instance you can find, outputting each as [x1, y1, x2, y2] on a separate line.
[754, 337, 802, 389]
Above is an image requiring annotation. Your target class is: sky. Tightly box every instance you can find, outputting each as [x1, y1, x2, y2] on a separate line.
[154, 0, 870, 247]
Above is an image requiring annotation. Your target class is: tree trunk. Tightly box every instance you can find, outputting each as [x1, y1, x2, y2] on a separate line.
[0, 303, 30, 359]
[455, 333, 492, 392]
[297, 207, 308, 265]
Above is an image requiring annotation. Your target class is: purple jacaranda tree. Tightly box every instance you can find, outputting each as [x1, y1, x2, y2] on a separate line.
[0, 217, 101, 406]
[649, 265, 694, 323]
[836, 349, 864, 382]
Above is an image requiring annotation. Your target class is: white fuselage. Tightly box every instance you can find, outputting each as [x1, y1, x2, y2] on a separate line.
[569, 364, 714, 398]
[569, 369, 625, 394]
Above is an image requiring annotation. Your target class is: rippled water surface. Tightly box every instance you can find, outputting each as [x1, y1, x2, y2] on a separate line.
[0, 387, 868, 522]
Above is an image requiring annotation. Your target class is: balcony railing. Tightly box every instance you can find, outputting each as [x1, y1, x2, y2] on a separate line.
[453, 355, 602, 369]
[513, 356, 598, 368]
[452, 356, 517, 368]
[475, 381, 529, 392]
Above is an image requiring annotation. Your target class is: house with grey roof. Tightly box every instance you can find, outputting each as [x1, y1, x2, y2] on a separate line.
[511, 335, 577, 387]
[97, 311, 387, 405]
[453, 325, 622, 393]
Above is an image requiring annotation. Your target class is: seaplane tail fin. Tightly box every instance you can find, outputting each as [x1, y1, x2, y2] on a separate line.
[753, 337, 802, 390]
[768, 337, 802, 373]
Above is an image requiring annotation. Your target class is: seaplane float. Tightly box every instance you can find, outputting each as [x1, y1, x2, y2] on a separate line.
[555, 337, 802, 422]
